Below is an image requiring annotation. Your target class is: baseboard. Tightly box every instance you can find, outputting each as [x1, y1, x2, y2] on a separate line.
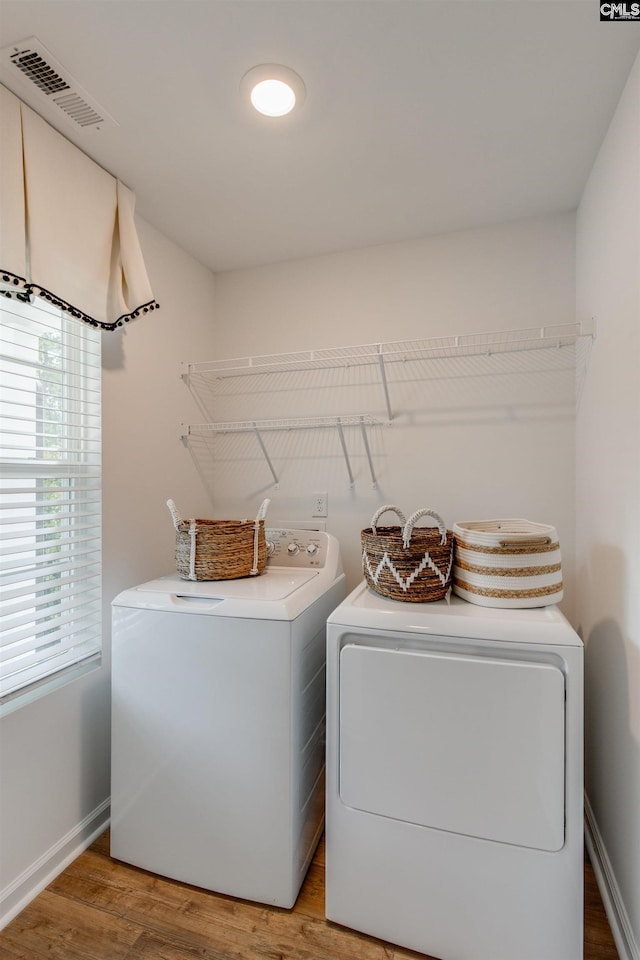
[584, 792, 639, 960]
[0, 798, 110, 930]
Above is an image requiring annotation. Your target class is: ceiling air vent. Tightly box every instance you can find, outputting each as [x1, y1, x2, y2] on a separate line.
[0, 37, 117, 132]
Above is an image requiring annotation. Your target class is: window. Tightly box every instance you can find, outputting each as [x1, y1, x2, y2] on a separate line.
[0, 296, 101, 710]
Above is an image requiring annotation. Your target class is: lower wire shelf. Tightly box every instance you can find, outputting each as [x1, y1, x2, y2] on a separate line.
[181, 414, 381, 487]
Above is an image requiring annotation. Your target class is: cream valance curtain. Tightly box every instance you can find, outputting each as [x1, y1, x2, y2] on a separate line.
[0, 83, 158, 331]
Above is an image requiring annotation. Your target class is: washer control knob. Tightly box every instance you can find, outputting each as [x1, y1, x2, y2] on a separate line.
[306, 543, 319, 556]
[266, 540, 276, 557]
[287, 542, 299, 556]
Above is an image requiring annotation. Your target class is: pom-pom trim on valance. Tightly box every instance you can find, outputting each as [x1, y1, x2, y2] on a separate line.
[1, 271, 159, 331]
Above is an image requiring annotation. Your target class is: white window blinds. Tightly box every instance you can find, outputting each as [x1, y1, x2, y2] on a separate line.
[0, 295, 101, 702]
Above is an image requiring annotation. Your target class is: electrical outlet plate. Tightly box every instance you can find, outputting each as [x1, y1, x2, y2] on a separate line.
[312, 492, 328, 517]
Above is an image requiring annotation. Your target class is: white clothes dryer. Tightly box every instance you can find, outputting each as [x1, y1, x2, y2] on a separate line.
[326, 584, 583, 960]
[110, 528, 344, 908]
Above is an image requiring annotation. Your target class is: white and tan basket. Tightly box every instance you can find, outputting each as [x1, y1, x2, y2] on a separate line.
[167, 498, 270, 581]
[452, 518, 563, 608]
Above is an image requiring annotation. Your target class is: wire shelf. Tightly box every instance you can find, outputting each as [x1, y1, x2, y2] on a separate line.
[183, 414, 380, 435]
[184, 322, 593, 380]
[182, 415, 380, 487]
[180, 320, 595, 487]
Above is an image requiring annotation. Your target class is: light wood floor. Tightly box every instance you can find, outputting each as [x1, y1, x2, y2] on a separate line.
[0, 830, 619, 959]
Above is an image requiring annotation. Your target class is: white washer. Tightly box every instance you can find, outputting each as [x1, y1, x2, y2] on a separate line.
[326, 584, 583, 960]
[110, 528, 345, 908]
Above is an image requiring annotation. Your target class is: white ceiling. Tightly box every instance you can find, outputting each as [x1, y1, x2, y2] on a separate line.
[0, 1, 638, 273]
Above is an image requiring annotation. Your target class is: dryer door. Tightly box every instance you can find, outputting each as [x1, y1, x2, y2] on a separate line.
[339, 642, 565, 851]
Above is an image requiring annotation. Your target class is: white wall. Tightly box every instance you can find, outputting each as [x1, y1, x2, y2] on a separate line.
[210, 213, 578, 617]
[101, 218, 219, 611]
[576, 50, 640, 960]
[0, 217, 217, 927]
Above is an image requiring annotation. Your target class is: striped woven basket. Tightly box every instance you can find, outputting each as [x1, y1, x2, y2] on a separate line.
[167, 498, 270, 581]
[452, 519, 563, 608]
[362, 505, 453, 602]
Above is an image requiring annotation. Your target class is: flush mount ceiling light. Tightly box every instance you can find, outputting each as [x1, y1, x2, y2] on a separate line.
[241, 64, 306, 117]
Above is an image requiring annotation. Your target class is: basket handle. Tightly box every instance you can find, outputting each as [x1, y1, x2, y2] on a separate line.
[255, 498, 271, 522]
[249, 499, 271, 576]
[498, 536, 552, 548]
[370, 504, 407, 534]
[166, 499, 183, 531]
[403, 508, 447, 549]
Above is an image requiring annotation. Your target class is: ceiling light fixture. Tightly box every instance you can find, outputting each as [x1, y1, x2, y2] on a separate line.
[241, 64, 306, 117]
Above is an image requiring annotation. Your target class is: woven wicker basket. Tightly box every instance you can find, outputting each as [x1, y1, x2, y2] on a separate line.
[167, 498, 270, 581]
[452, 518, 563, 608]
[361, 505, 453, 602]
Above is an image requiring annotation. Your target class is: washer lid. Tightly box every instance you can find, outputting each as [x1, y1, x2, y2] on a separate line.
[327, 581, 582, 647]
[140, 570, 317, 600]
[111, 568, 338, 620]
